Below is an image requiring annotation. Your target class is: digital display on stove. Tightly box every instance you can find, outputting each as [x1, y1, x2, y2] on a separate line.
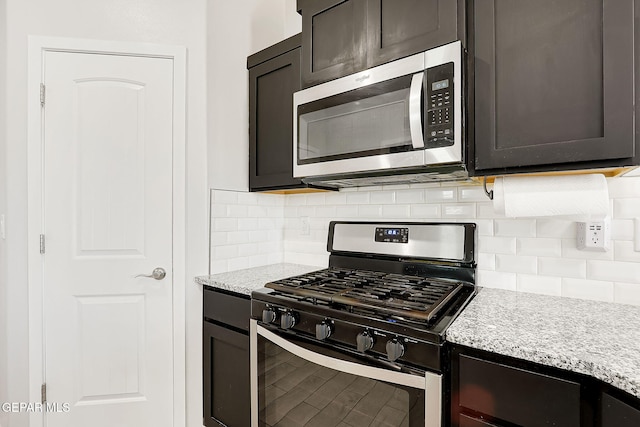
[375, 227, 409, 243]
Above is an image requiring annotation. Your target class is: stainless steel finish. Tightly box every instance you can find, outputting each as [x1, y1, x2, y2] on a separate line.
[331, 223, 467, 261]
[255, 323, 428, 389]
[40, 83, 45, 107]
[39, 234, 45, 254]
[303, 167, 470, 188]
[294, 51, 425, 105]
[293, 41, 464, 186]
[250, 320, 258, 427]
[297, 151, 426, 179]
[425, 373, 442, 427]
[424, 41, 463, 166]
[409, 72, 425, 149]
[135, 267, 166, 280]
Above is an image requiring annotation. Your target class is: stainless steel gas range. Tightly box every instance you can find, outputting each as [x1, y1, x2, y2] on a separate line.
[250, 221, 477, 427]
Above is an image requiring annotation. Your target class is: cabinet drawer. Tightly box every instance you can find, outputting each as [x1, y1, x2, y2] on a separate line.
[458, 354, 580, 427]
[203, 288, 250, 332]
[602, 392, 640, 427]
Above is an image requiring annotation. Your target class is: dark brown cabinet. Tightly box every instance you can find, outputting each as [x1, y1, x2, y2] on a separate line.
[471, 0, 637, 175]
[297, 0, 464, 87]
[601, 392, 640, 427]
[450, 345, 640, 427]
[203, 288, 251, 427]
[248, 34, 304, 191]
[453, 351, 581, 427]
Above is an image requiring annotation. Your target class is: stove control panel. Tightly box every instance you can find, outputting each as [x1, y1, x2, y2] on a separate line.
[356, 331, 375, 352]
[375, 227, 409, 243]
[262, 307, 278, 324]
[315, 320, 334, 341]
[251, 297, 443, 371]
[386, 338, 405, 362]
[280, 311, 297, 330]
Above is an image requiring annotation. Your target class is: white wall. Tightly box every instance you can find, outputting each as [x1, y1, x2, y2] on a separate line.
[0, 0, 9, 425]
[3, 1, 209, 426]
[210, 177, 640, 304]
[207, 1, 301, 191]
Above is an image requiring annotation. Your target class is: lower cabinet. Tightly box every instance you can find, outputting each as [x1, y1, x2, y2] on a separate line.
[203, 288, 251, 427]
[450, 345, 640, 427]
[601, 392, 640, 427]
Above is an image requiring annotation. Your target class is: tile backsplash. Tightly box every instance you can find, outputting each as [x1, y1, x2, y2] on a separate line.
[210, 176, 640, 305]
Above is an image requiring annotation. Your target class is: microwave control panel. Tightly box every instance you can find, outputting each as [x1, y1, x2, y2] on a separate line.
[425, 62, 454, 148]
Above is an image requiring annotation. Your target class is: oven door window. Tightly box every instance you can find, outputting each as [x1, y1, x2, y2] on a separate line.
[297, 75, 418, 165]
[256, 331, 425, 427]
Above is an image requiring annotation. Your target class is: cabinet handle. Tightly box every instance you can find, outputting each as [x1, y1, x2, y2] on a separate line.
[409, 72, 425, 149]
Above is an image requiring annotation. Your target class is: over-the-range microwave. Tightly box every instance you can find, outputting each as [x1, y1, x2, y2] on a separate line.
[293, 41, 467, 188]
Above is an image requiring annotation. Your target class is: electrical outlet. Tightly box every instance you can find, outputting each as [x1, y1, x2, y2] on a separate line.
[300, 216, 310, 236]
[576, 218, 610, 252]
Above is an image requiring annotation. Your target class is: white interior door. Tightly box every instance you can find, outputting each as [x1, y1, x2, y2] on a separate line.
[42, 50, 174, 427]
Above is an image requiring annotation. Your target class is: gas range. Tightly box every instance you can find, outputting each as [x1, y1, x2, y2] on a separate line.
[251, 221, 477, 374]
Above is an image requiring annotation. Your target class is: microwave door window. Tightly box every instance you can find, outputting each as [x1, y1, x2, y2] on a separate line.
[298, 78, 415, 164]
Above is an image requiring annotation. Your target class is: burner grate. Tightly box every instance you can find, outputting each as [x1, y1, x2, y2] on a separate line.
[266, 268, 463, 322]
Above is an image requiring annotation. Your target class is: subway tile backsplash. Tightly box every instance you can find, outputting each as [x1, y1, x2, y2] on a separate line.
[210, 177, 640, 305]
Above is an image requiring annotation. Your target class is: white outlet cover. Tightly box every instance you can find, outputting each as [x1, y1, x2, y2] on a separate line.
[576, 218, 611, 252]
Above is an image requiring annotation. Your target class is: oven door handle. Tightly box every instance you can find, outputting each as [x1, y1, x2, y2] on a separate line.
[409, 72, 425, 150]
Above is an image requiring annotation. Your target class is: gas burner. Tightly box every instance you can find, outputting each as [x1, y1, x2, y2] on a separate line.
[266, 267, 464, 323]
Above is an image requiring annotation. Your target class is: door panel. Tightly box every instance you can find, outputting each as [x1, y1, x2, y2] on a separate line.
[43, 51, 174, 427]
[473, 0, 635, 172]
[367, 0, 460, 67]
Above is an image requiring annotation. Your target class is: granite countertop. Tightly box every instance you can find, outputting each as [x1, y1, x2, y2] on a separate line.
[195, 263, 321, 296]
[447, 287, 640, 399]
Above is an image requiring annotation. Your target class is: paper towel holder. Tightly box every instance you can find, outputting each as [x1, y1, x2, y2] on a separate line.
[483, 176, 494, 200]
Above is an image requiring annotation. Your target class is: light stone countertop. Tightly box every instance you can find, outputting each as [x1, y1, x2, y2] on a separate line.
[446, 287, 640, 399]
[195, 263, 321, 296]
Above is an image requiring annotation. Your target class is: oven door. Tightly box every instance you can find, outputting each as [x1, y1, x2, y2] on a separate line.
[250, 320, 442, 427]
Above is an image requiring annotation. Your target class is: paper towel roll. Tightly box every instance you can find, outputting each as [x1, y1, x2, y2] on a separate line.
[492, 174, 610, 218]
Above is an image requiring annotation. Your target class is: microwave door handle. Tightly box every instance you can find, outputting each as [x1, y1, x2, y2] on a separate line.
[409, 72, 425, 149]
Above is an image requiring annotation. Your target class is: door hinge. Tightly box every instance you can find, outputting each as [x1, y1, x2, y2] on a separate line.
[40, 234, 45, 254]
[40, 83, 45, 107]
[41, 383, 47, 403]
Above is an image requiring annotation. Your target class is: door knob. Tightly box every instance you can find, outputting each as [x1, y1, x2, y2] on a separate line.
[135, 267, 166, 280]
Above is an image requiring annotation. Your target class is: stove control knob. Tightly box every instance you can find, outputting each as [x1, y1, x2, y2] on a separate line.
[356, 332, 374, 353]
[262, 308, 277, 324]
[315, 321, 333, 341]
[386, 339, 405, 362]
[280, 312, 297, 330]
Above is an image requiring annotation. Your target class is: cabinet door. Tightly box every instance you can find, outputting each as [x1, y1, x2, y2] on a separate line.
[298, 0, 368, 88]
[249, 48, 303, 191]
[601, 392, 640, 427]
[203, 321, 250, 427]
[457, 354, 581, 427]
[473, 0, 635, 173]
[366, 0, 461, 68]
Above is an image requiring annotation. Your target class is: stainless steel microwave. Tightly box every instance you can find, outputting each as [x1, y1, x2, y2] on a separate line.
[293, 41, 466, 188]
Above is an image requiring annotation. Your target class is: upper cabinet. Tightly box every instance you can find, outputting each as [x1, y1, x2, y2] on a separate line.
[470, 0, 637, 176]
[297, 0, 465, 88]
[248, 34, 304, 192]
